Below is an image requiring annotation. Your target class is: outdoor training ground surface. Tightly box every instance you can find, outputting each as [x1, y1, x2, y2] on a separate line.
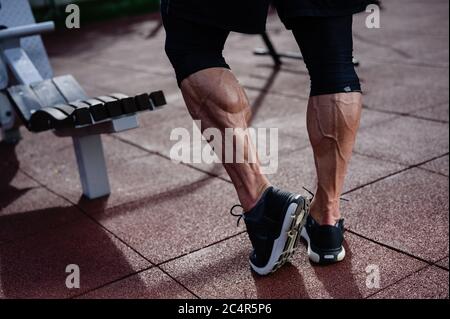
[0, 0, 448, 298]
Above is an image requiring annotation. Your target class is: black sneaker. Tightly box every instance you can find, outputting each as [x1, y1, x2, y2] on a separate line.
[230, 186, 310, 276]
[300, 215, 346, 265]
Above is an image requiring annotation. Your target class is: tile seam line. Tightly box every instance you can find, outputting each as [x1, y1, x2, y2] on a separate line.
[19, 168, 202, 300]
[436, 255, 450, 270]
[155, 267, 202, 299]
[351, 150, 422, 168]
[18, 165, 447, 280]
[69, 264, 155, 299]
[72, 233, 249, 299]
[155, 230, 247, 268]
[364, 255, 450, 300]
[17, 168, 160, 266]
[110, 100, 448, 183]
[342, 152, 450, 196]
[417, 166, 449, 178]
[16, 148, 448, 228]
[363, 263, 442, 299]
[346, 228, 449, 272]
[362, 105, 450, 124]
[74, 231, 248, 299]
[71, 263, 201, 300]
[16, 169, 447, 299]
[110, 134, 231, 184]
[14, 150, 448, 297]
[353, 151, 449, 179]
[15, 146, 447, 249]
[17, 170, 245, 300]
[153, 231, 248, 300]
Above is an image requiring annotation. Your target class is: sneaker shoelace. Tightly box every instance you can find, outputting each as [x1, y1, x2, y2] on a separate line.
[230, 204, 244, 227]
[302, 187, 349, 202]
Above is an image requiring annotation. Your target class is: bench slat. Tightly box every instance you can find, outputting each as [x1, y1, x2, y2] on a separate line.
[109, 93, 138, 114]
[31, 79, 66, 107]
[149, 91, 167, 107]
[83, 99, 109, 122]
[95, 96, 123, 118]
[29, 107, 71, 132]
[53, 75, 89, 102]
[68, 101, 93, 126]
[135, 93, 152, 111]
[7, 85, 42, 122]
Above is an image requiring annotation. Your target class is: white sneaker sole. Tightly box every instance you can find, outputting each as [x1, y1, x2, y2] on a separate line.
[250, 195, 309, 276]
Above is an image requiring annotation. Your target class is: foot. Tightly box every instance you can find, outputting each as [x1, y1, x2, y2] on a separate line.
[300, 215, 346, 265]
[231, 186, 310, 276]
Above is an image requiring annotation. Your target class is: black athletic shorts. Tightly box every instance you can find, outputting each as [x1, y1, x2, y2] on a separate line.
[163, 11, 362, 96]
[161, 0, 376, 34]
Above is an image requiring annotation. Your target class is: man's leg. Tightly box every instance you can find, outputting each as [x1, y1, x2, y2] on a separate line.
[162, 13, 269, 211]
[292, 15, 362, 226]
[181, 68, 270, 211]
[291, 15, 362, 264]
[163, 12, 309, 275]
[307, 92, 362, 225]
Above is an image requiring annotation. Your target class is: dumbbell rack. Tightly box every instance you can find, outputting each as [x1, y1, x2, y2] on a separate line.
[0, 20, 166, 199]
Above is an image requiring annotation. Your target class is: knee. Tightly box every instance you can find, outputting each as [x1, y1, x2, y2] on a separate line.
[182, 68, 250, 114]
[165, 45, 231, 88]
[307, 60, 361, 97]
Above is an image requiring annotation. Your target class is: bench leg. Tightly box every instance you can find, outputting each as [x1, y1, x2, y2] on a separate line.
[72, 134, 111, 199]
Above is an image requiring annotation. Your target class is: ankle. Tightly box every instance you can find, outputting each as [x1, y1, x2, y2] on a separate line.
[241, 182, 271, 212]
[310, 200, 341, 226]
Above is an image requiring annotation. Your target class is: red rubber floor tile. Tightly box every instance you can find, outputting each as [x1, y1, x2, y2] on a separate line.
[0, 186, 82, 243]
[114, 97, 193, 155]
[355, 61, 448, 103]
[0, 141, 84, 242]
[0, 215, 150, 299]
[362, 84, 448, 115]
[86, 178, 242, 264]
[47, 14, 174, 78]
[0, 142, 39, 191]
[0, 170, 38, 194]
[115, 111, 231, 182]
[354, 116, 449, 165]
[369, 266, 449, 299]
[15, 132, 207, 213]
[161, 232, 425, 299]
[270, 147, 405, 196]
[412, 103, 449, 123]
[79, 267, 196, 299]
[353, 0, 448, 66]
[342, 168, 449, 262]
[359, 108, 398, 130]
